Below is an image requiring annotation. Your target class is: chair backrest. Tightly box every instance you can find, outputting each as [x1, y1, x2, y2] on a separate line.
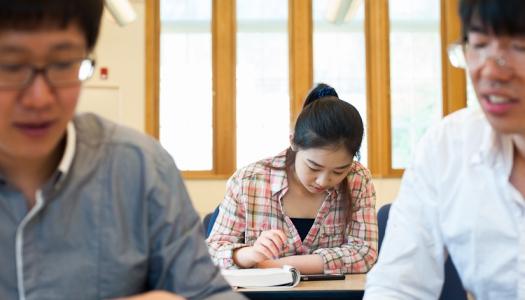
[202, 212, 213, 236]
[202, 205, 220, 238]
[377, 204, 467, 300]
[377, 203, 391, 253]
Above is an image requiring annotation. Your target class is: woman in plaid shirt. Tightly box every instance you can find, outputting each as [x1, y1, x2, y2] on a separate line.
[207, 84, 378, 274]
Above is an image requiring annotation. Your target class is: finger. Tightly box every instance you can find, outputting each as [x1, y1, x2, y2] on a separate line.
[273, 230, 288, 245]
[275, 230, 288, 245]
[266, 236, 284, 254]
[252, 243, 275, 260]
[264, 230, 287, 246]
[266, 231, 287, 251]
[259, 231, 282, 252]
[258, 237, 281, 257]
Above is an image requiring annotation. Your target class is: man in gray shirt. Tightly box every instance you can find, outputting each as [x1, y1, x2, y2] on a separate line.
[0, 1, 245, 299]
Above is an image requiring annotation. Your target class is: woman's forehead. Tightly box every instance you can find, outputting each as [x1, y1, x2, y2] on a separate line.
[299, 147, 353, 167]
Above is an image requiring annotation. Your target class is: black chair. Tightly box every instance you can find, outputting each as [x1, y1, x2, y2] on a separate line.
[202, 205, 220, 238]
[377, 204, 467, 300]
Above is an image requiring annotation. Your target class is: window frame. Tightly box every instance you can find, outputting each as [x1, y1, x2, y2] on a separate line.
[145, 0, 466, 179]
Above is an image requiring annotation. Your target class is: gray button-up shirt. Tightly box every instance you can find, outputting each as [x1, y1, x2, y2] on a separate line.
[0, 113, 245, 300]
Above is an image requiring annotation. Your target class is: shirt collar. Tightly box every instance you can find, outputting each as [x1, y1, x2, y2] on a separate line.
[52, 121, 76, 188]
[269, 151, 289, 197]
[58, 122, 76, 175]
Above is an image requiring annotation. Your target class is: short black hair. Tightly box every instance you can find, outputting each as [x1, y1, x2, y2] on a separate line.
[460, 0, 525, 40]
[0, 0, 104, 51]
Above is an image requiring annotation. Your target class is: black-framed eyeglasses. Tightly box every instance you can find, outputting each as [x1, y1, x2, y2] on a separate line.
[0, 58, 95, 89]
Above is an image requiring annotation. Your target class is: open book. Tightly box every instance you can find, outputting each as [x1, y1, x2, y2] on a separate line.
[221, 265, 301, 288]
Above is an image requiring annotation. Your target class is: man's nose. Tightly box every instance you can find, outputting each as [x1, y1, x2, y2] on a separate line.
[20, 72, 55, 109]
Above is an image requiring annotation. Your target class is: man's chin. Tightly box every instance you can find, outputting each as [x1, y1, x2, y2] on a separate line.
[9, 139, 64, 162]
[486, 117, 525, 136]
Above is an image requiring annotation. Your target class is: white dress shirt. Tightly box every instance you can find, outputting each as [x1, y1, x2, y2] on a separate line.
[364, 108, 525, 300]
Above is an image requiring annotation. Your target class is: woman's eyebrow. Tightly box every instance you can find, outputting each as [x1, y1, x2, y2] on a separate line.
[306, 159, 351, 170]
[334, 163, 352, 170]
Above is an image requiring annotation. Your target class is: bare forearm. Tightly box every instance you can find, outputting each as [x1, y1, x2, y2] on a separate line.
[233, 246, 257, 268]
[257, 254, 324, 274]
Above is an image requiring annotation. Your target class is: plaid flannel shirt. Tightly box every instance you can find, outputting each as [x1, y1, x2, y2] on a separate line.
[206, 151, 378, 274]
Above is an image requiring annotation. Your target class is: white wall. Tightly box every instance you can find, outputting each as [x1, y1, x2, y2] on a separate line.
[84, 0, 401, 217]
[78, 0, 145, 132]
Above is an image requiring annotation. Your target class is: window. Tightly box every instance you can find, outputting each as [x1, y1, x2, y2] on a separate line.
[147, 0, 468, 178]
[389, 0, 442, 169]
[236, 0, 289, 168]
[159, 0, 213, 170]
[312, 0, 367, 164]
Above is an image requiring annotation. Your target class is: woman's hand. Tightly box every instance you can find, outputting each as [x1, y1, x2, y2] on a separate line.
[233, 229, 287, 268]
[257, 254, 325, 274]
[252, 229, 287, 260]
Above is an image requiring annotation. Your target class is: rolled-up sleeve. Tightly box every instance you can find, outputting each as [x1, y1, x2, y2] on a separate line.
[313, 166, 378, 274]
[206, 171, 249, 269]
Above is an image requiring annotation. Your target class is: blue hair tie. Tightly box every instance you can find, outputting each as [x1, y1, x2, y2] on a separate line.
[316, 86, 337, 99]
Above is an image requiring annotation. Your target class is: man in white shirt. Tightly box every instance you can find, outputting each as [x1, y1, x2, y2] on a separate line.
[364, 0, 525, 299]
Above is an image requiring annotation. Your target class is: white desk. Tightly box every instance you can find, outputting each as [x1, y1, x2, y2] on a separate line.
[239, 274, 366, 300]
